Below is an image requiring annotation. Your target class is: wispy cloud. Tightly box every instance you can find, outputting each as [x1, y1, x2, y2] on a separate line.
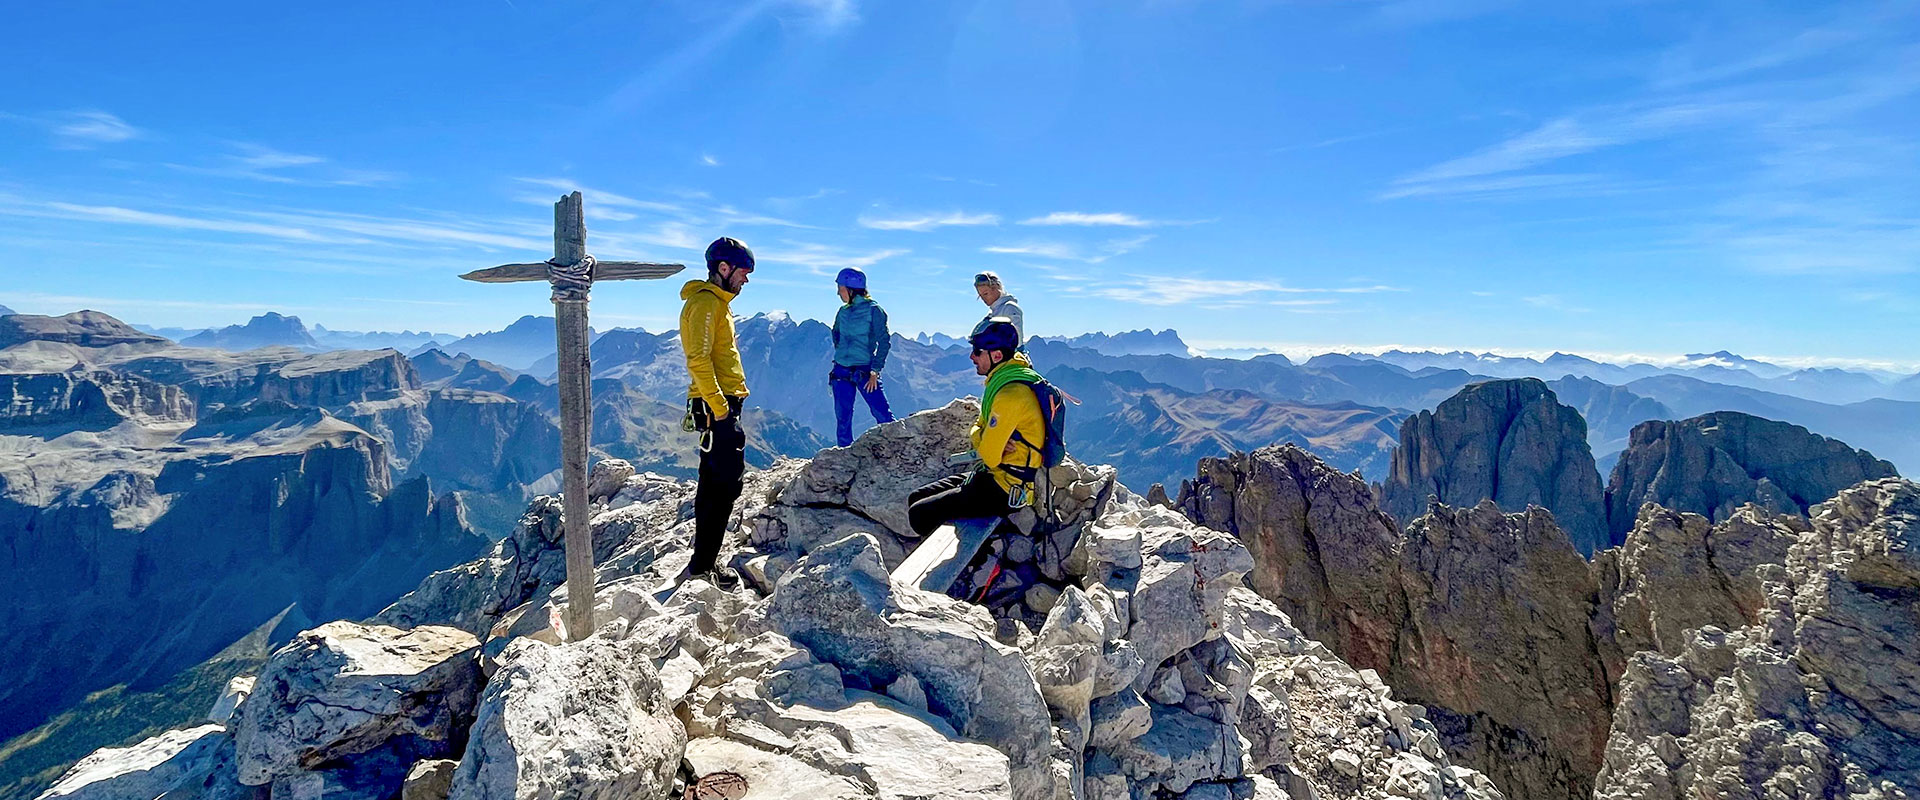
[4, 110, 141, 148]
[1019, 212, 1156, 227]
[859, 210, 1000, 231]
[779, 0, 859, 28]
[47, 110, 139, 148]
[1081, 274, 1405, 306]
[759, 242, 908, 274]
[0, 192, 549, 251]
[38, 202, 349, 243]
[982, 235, 1152, 263]
[168, 143, 399, 186]
[700, 153, 721, 167]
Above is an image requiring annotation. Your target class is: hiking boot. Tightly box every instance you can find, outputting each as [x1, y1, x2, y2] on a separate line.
[704, 565, 742, 590]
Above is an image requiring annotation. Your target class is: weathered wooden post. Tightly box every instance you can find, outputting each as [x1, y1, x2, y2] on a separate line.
[460, 192, 683, 641]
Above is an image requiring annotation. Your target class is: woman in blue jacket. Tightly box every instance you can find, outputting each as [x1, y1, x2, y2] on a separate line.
[829, 267, 896, 447]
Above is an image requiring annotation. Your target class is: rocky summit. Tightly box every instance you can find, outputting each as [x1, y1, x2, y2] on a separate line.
[42, 402, 1504, 800]
[1605, 410, 1899, 540]
[1379, 378, 1611, 554]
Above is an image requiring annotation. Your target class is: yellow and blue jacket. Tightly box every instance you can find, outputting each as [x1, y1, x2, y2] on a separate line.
[973, 353, 1047, 492]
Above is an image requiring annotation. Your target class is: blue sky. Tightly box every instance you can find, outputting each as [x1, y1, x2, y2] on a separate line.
[2, 0, 1916, 368]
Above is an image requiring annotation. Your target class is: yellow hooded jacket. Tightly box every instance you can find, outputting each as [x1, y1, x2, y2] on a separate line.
[972, 353, 1046, 492]
[680, 279, 749, 416]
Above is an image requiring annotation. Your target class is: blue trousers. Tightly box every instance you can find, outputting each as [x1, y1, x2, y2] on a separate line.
[831, 364, 895, 447]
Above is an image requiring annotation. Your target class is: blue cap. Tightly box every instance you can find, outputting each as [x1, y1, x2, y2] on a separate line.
[835, 267, 867, 291]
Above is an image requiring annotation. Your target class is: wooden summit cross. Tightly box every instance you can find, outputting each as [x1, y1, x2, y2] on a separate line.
[461, 191, 684, 641]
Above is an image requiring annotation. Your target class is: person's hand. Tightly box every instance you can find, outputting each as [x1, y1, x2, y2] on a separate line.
[709, 399, 730, 421]
[865, 371, 881, 393]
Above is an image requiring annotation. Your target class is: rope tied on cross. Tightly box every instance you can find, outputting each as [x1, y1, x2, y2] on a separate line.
[546, 255, 596, 303]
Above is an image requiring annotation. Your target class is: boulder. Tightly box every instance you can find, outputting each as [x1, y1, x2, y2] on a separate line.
[451, 637, 686, 800]
[588, 458, 636, 503]
[750, 402, 978, 565]
[1122, 517, 1253, 693]
[401, 759, 457, 800]
[36, 725, 261, 800]
[764, 532, 1055, 800]
[206, 676, 255, 725]
[231, 622, 480, 787]
[685, 696, 1016, 800]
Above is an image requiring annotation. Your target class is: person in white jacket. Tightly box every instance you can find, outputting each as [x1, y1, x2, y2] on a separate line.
[972, 271, 1024, 345]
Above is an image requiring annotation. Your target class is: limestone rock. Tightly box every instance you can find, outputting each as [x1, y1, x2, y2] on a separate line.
[451, 637, 686, 800]
[401, 759, 457, 800]
[1593, 503, 1801, 660]
[1123, 519, 1253, 694]
[1184, 445, 1573, 800]
[764, 532, 1056, 800]
[588, 457, 636, 503]
[1604, 410, 1898, 540]
[0, 371, 193, 429]
[231, 622, 480, 787]
[750, 402, 978, 566]
[1380, 378, 1609, 554]
[1178, 444, 1403, 670]
[36, 725, 261, 800]
[1597, 478, 1920, 799]
[1395, 503, 1612, 800]
[684, 696, 1016, 799]
[206, 676, 255, 725]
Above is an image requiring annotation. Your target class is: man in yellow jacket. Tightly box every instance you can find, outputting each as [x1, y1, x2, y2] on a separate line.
[908, 319, 1047, 537]
[681, 236, 754, 588]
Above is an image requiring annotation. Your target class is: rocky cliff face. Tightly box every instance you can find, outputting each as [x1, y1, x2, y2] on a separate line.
[49, 404, 1506, 800]
[0, 371, 194, 429]
[1605, 410, 1899, 540]
[1182, 445, 1613, 800]
[1381, 378, 1611, 554]
[1596, 478, 1920, 799]
[1182, 442, 1918, 800]
[0, 414, 482, 743]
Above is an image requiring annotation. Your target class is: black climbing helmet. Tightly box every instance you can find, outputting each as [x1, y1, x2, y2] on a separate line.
[969, 318, 1020, 354]
[705, 237, 755, 273]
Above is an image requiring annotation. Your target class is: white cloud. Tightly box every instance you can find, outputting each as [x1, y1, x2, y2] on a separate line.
[48, 110, 138, 148]
[701, 153, 721, 167]
[38, 202, 349, 243]
[1084, 274, 1405, 306]
[171, 143, 399, 186]
[982, 235, 1152, 263]
[859, 210, 1000, 231]
[514, 178, 676, 212]
[1019, 211, 1155, 227]
[1385, 99, 1757, 198]
[760, 242, 908, 274]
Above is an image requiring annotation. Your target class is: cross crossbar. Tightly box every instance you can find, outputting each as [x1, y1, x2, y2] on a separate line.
[459, 261, 684, 283]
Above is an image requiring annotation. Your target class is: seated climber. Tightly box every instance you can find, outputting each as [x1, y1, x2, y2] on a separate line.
[907, 319, 1052, 537]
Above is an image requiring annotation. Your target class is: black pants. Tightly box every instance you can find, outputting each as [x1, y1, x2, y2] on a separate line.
[908, 468, 1010, 538]
[691, 396, 746, 573]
